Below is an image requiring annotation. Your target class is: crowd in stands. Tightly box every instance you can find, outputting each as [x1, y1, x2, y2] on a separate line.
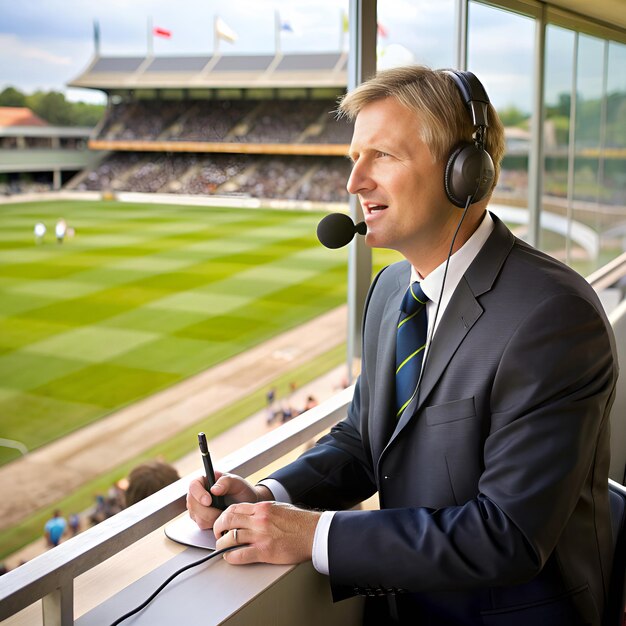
[163, 100, 257, 142]
[96, 98, 352, 145]
[78, 152, 144, 191]
[99, 101, 184, 141]
[303, 115, 354, 144]
[176, 154, 248, 194]
[73, 152, 351, 202]
[53, 96, 352, 202]
[236, 156, 311, 198]
[295, 160, 352, 203]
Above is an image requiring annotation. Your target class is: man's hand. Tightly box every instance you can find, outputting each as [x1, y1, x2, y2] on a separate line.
[186, 471, 267, 530]
[214, 501, 321, 565]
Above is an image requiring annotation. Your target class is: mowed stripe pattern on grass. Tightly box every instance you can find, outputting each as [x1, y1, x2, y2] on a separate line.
[0, 200, 348, 465]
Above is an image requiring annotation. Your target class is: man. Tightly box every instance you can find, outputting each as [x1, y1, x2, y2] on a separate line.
[187, 66, 618, 625]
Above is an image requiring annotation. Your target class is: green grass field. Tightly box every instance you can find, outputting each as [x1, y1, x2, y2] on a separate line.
[0, 199, 400, 467]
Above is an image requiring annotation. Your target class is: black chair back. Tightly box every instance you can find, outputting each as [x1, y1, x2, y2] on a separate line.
[604, 480, 626, 626]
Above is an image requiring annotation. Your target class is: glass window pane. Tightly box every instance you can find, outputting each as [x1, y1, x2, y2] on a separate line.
[468, 2, 535, 232]
[599, 41, 626, 269]
[376, 0, 456, 70]
[542, 25, 575, 262]
[569, 34, 605, 273]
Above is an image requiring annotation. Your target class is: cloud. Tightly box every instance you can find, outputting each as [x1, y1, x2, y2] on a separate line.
[0, 34, 72, 66]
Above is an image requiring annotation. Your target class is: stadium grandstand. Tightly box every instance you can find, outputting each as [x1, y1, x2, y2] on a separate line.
[65, 51, 354, 202]
[0, 107, 95, 194]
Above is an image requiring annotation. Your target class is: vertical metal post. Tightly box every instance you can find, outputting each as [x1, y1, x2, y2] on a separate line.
[596, 39, 609, 261]
[455, 0, 468, 70]
[566, 32, 579, 265]
[42, 583, 73, 626]
[527, 4, 546, 248]
[346, 0, 376, 382]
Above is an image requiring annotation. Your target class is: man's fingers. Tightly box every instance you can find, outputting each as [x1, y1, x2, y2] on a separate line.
[215, 528, 258, 564]
[211, 473, 237, 496]
[213, 503, 260, 537]
[215, 527, 248, 550]
[188, 477, 212, 506]
[223, 545, 258, 565]
[188, 511, 213, 531]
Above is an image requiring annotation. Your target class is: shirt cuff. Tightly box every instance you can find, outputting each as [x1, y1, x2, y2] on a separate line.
[256, 479, 291, 503]
[312, 511, 336, 576]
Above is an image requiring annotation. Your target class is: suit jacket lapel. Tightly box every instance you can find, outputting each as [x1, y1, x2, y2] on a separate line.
[370, 269, 406, 462]
[385, 214, 515, 448]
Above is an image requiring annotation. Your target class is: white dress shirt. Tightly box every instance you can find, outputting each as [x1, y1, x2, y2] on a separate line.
[262, 211, 495, 575]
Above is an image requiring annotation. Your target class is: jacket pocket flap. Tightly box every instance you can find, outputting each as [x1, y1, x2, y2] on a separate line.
[425, 397, 476, 425]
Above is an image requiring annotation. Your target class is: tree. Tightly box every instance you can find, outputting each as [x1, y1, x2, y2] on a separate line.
[0, 86, 27, 107]
[26, 91, 73, 126]
[71, 101, 106, 127]
[497, 105, 529, 128]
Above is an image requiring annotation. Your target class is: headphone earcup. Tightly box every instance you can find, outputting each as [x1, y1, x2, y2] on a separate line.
[444, 143, 495, 208]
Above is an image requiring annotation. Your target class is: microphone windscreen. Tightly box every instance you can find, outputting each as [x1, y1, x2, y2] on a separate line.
[317, 213, 358, 249]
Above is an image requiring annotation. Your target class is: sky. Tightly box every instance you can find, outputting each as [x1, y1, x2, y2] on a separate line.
[0, 0, 601, 112]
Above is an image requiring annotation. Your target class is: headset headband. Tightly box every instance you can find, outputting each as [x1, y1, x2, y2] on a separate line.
[443, 70, 490, 128]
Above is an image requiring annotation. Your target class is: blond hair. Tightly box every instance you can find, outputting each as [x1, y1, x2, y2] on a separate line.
[338, 65, 506, 193]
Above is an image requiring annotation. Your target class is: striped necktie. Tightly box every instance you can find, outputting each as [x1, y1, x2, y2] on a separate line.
[395, 282, 429, 418]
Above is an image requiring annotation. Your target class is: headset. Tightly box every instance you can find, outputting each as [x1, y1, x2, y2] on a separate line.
[442, 70, 495, 208]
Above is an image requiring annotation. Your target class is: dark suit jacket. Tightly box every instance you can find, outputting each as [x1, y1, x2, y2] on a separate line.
[269, 214, 618, 625]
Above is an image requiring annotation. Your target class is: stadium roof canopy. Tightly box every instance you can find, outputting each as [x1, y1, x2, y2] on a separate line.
[68, 52, 348, 92]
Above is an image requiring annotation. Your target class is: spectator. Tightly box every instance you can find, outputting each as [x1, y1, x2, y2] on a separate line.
[266, 387, 277, 425]
[44, 510, 67, 548]
[89, 487, 123, 525]
[124, 460, 180, 507]
[69, 513, 80, 536]
[302, 395, 318, 412]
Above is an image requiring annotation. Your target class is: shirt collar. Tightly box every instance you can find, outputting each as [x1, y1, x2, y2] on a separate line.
[410, 210, 494, 304]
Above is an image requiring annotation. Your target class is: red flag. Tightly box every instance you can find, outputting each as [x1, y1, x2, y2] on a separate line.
[377, 22, 388, 38]
[153, 26, 172, 38]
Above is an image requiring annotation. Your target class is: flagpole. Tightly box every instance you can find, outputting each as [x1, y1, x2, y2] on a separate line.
[93, 19, 100, 56]
[213, 15, 219, 55]
[147, 16, 153, 57]
[339, 9, 345, 52]
[275, 10, 281, 54]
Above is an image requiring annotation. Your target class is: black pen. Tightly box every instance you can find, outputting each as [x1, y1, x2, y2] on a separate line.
[198, 432, 225, 510]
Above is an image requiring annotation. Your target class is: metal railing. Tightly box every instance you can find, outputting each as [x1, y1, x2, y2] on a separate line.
[587, 250, 626, 293]
[0, 387, 354, 625]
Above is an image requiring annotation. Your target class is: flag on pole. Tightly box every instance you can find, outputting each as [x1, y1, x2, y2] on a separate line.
[280, 20, 293, 33]
[215, 17, 238, 44]
[153, 26, 172, 38]
[93, 20, 101, 54]
[377, 22, 389, 38]
[342, 11, 349, 33]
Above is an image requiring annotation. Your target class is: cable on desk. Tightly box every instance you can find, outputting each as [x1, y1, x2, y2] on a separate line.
[109, 544, 246, 626]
